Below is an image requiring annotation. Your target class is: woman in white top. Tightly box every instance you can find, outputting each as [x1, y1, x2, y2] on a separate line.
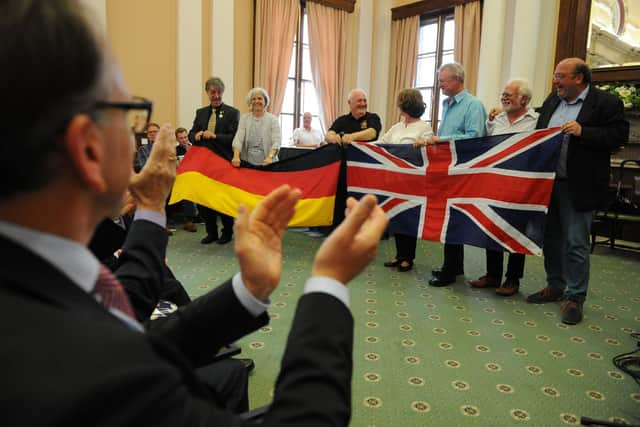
[379, 88, 433, 272]
[232, 87, 281, 167]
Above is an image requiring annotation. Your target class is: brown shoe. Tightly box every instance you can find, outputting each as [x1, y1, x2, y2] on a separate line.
[495, 278, 520, 296]
[468, 275, 499, 288]
[182, 221, 197, 232]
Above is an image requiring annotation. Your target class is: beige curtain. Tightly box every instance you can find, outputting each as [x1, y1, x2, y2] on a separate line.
[307, 1, 349, 131]
[386, 16, 419, 130]
[454, 1, 482, 95]
[254, 0, 300, 115]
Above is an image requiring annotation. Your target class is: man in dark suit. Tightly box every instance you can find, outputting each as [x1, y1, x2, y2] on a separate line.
[0, 1, 389, 425]
[189, 77, 240, 245]
[527, 58, 629, 324]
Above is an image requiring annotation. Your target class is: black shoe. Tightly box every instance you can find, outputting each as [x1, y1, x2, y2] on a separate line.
[201, 234, 218, 244]
[217, 235, 232, 245]
[397, 260, 413, 272]
[526, 287, 563, 304]
[561, 299, 583, 325]
[237, 358, 255, 374]
[383, 259, 399, 268]
[432, 266, 464, 277]
[429, 274, 455, 287]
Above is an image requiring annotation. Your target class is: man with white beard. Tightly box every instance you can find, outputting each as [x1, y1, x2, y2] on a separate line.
[468, 79, 539, 297]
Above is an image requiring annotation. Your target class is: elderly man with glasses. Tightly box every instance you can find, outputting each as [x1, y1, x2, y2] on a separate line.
[526, 58, 629, 325]
[468, 79, 539, 297]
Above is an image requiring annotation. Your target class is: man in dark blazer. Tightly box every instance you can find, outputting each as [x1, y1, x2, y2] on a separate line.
[189, 77, 240, 245]
[526, 57, 629, 324]
[0, 1, 389, 425]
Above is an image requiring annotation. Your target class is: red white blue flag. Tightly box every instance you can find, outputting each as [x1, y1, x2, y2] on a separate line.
[346, 128, 563, 255]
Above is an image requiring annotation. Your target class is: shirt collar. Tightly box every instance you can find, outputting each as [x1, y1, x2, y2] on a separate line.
[0, 220, 99, 294]
[443, 90, 469, 107]
[509, 108, 538, 124]
[562, 85, 589, 105]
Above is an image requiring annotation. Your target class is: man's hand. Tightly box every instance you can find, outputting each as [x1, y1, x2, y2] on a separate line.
[561, 120, 582, 136]
[325, 131, 342, 144]
[202, 130, 216, 139]
[128, 124, 177, 212]
[234, 185, 302, 300]
[312, 194, 388, 284]
[488, 107, 502, 121]
[341, 133, 354, 144]
[119, 191, 136, 216]
[414, 135, 439, 148]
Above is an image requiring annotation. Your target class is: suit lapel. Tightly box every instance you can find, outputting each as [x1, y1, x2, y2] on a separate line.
[575, 87, 597, 124]
[0, 235, 123, 323]
[539, 95, 562, 128]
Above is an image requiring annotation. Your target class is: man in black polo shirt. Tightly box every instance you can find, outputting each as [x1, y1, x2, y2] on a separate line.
[326, 89, 382, 144]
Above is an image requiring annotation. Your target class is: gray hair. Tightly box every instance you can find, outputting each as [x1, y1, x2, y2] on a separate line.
[348, 88, 368, 101]
[438, 63, 465, 82]
[246, 87, 270, 108]
[508, 78, 532, 105]
[205, 77, 225, 93]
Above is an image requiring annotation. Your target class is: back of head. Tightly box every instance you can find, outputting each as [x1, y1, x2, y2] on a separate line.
[397, 89, 426, 119]
[0, 0, 107, 199]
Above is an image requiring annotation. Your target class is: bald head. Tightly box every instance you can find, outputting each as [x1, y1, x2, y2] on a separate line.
[553, 57, 591, 102]
[348, 89, 368, 119]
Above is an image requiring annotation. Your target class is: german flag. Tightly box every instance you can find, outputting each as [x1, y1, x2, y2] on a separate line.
[169, 144, 342, 226]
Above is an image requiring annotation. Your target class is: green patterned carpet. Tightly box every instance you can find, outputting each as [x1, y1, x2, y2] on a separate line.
[167, 227, 640, 426]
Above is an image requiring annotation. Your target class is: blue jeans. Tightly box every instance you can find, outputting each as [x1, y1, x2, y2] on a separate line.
[543, 180, 594, 302]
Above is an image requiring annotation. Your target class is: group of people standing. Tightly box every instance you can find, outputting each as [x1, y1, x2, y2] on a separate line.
[364, 60, 626, 326]
[139, 57, 628, 327]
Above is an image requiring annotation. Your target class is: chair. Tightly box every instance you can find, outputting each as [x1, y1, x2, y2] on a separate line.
[591, 159, 640, 251]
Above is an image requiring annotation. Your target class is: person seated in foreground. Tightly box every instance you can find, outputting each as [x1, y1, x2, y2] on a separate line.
[0, 4, 389, 425]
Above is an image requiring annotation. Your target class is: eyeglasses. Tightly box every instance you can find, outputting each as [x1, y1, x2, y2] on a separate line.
[93, 96, 153, 134]
[553, 73, 577, 80]
[500, 92, 515, 97]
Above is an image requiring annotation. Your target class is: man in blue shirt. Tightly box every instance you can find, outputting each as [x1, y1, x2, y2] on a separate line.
[416, 62, 487, 287]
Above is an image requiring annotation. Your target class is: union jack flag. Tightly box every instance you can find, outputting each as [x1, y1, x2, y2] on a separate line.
[346, 128, 563, 255]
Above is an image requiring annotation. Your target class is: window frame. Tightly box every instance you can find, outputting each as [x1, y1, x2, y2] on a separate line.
[414, 10, 454, 134]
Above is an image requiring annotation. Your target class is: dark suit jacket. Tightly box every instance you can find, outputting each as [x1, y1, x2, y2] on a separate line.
[189, 103, 240, 158]
[0, 220, 353, 426]
[536, 86, 629, 211]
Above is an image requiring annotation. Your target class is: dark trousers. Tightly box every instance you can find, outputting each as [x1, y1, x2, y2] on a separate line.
[442, 243, 464, 274]
[181, 201, 197, 218]
[196, 358, 249, 413]
[394, 233, 417, 262]
[199, 205, 234, 238]
[486, 250, 525, 281]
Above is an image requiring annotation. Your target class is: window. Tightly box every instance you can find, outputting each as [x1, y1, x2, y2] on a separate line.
[280, 8, 322, 145]
[414, 13, 455, 133]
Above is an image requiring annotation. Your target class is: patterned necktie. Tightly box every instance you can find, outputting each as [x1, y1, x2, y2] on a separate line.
[94, 264, 136, 320]
[207, 108, 217, 132]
